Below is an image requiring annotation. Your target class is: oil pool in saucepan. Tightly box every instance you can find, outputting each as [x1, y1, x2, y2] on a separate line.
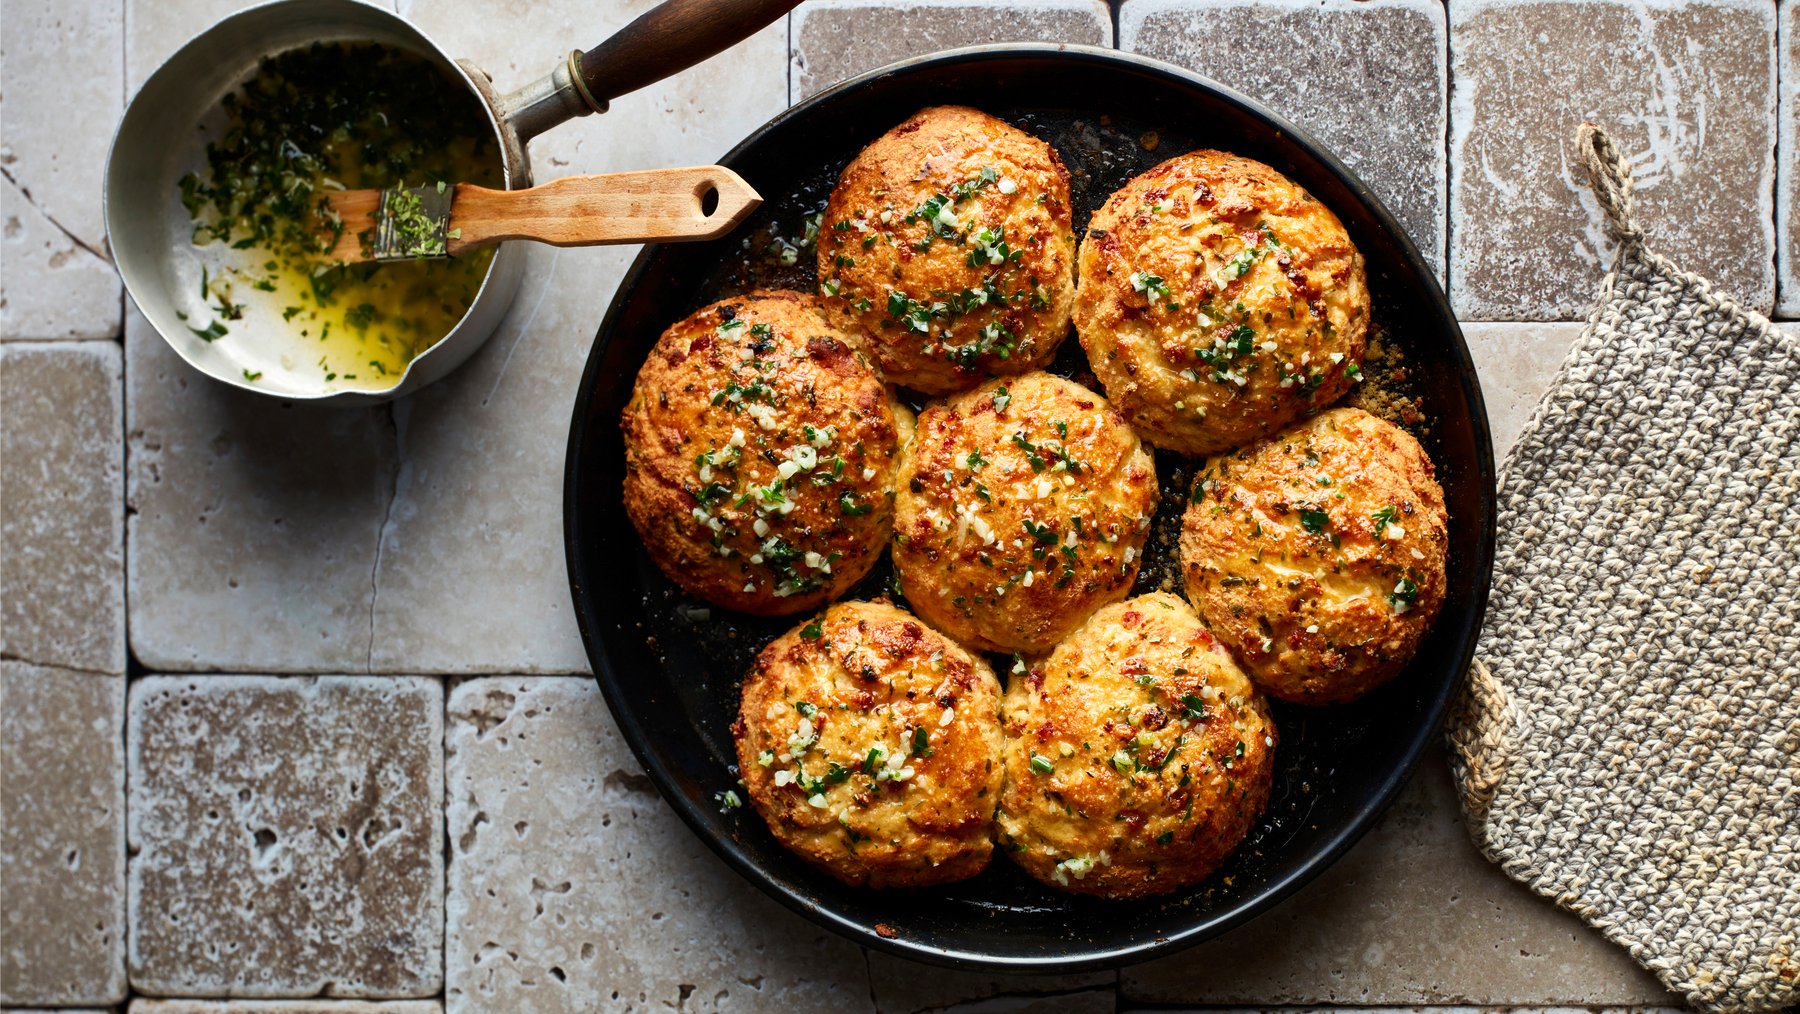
[176, 42, 502, 391]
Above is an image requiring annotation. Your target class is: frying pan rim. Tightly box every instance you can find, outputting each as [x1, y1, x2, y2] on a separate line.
[564, 41, 1497, 971]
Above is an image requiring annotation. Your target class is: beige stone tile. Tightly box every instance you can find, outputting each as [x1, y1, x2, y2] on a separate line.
[1, 341, 125, 674]
[1119, 749, 1677, 1005]
[132, 1002, 442, 1013]
[1779, 1, 1799, 316]
[0, 662, 126, 1006]
[791, 0, 1113, 100]
[397, 0, 789, 178]
[127, 0, 283, 95]
[444, 677, 872, 1014]
[0, 0, 125, 342]
[124, 305, 394, 672]
[2, 0, 122, 249]
[1121, 0, 1448, 281]
[867, 958, 1115, 1012]
[1462, 322, 1586, 462]
[1449, 0, 1776, 321]
[1, 176, 122, 342]
[127, 675, 443, 998]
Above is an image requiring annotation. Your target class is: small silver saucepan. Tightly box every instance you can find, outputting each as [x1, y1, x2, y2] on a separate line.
[105, 0, 798, 404]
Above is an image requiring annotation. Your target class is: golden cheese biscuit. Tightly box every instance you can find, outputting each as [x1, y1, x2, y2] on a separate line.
[734, 600, 1005, 887]
[817, 105, 1076, 395]
[621, 291, 910, 615]
[996, 593, 1277, 898]
[1075, 150, 1370, 456]
[1180, 407, 1448, 703]
[892, 372, 1158, 654]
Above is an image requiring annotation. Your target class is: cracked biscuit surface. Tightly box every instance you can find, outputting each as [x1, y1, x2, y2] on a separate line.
[892, 372, 1157, 654]
[734, 600, 1005, 887]
[1075, 149, 1369, 456]
[621, 290, 910, 616]
[996, 593, 1276, 899]
[1180, 407, 1448, 703]
[818, 105, 1076, 395]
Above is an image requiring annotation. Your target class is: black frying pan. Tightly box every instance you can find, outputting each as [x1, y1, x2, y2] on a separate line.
[564, 44, 1496, 970]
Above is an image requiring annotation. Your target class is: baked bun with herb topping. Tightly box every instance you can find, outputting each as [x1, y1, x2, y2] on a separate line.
[817, 105, 1077, 395]
[621, 291, 911, 615]
[1180, 407, 1447, 704]
[733, 599, 1005, 887]
[995, 593, 1276, 898]
[892, 371, 1157, 654]
[1074, 149, 1369, 456]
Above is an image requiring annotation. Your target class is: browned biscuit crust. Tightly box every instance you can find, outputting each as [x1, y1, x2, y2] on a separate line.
[892, 372, 1158, 654]
[734, 600, 1005, 887]
[1075, 149, 1369, 456]
[621, 290, 909, 615]
[996, 593, 1277, 898]
[1180, 407, 1448, 703]
[818, 105, 1076, 395]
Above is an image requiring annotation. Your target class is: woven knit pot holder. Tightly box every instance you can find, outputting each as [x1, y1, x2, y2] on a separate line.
[1445, 125, 1799, 1012]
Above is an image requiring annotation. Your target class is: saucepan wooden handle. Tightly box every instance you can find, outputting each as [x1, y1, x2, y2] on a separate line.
[444, 166, 761, 253]
[575, 0, 803, 108]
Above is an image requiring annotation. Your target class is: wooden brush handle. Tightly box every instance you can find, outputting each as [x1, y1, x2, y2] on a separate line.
[445, 166, 760, 253]
[575, 0, 802, 108]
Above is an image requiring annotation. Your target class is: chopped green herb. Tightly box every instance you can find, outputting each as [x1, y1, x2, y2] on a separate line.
[1129, 271, 1170, 301]
[1372, 505, 1400, 534]
[1012, 432, 1047, 472]
[1225, 244, 1262, 277]
[1391, 576, 1420, 613]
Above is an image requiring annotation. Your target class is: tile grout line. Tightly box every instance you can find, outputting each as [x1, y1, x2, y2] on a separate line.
[110, 8, 137, 977]
[440, 673, 452, 1007]
[118, 6, 139, 996]
[1442, 0, 1454, 305]
[1776, 0, 1786, 317]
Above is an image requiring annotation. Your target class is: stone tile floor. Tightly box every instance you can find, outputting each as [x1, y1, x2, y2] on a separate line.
[2, 0, 1791, 1009]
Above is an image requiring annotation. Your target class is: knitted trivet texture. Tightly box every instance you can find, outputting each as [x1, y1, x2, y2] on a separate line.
[1445, 125, 1800, 1012]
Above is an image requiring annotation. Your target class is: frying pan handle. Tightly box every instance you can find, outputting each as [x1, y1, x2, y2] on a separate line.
[499, 0, 801, 143]
[575, 0, 803, 110]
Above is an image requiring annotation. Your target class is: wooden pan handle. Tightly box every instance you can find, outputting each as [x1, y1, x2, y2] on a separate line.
[575, 0, 802, 109]
[445, 166, 761, 253]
